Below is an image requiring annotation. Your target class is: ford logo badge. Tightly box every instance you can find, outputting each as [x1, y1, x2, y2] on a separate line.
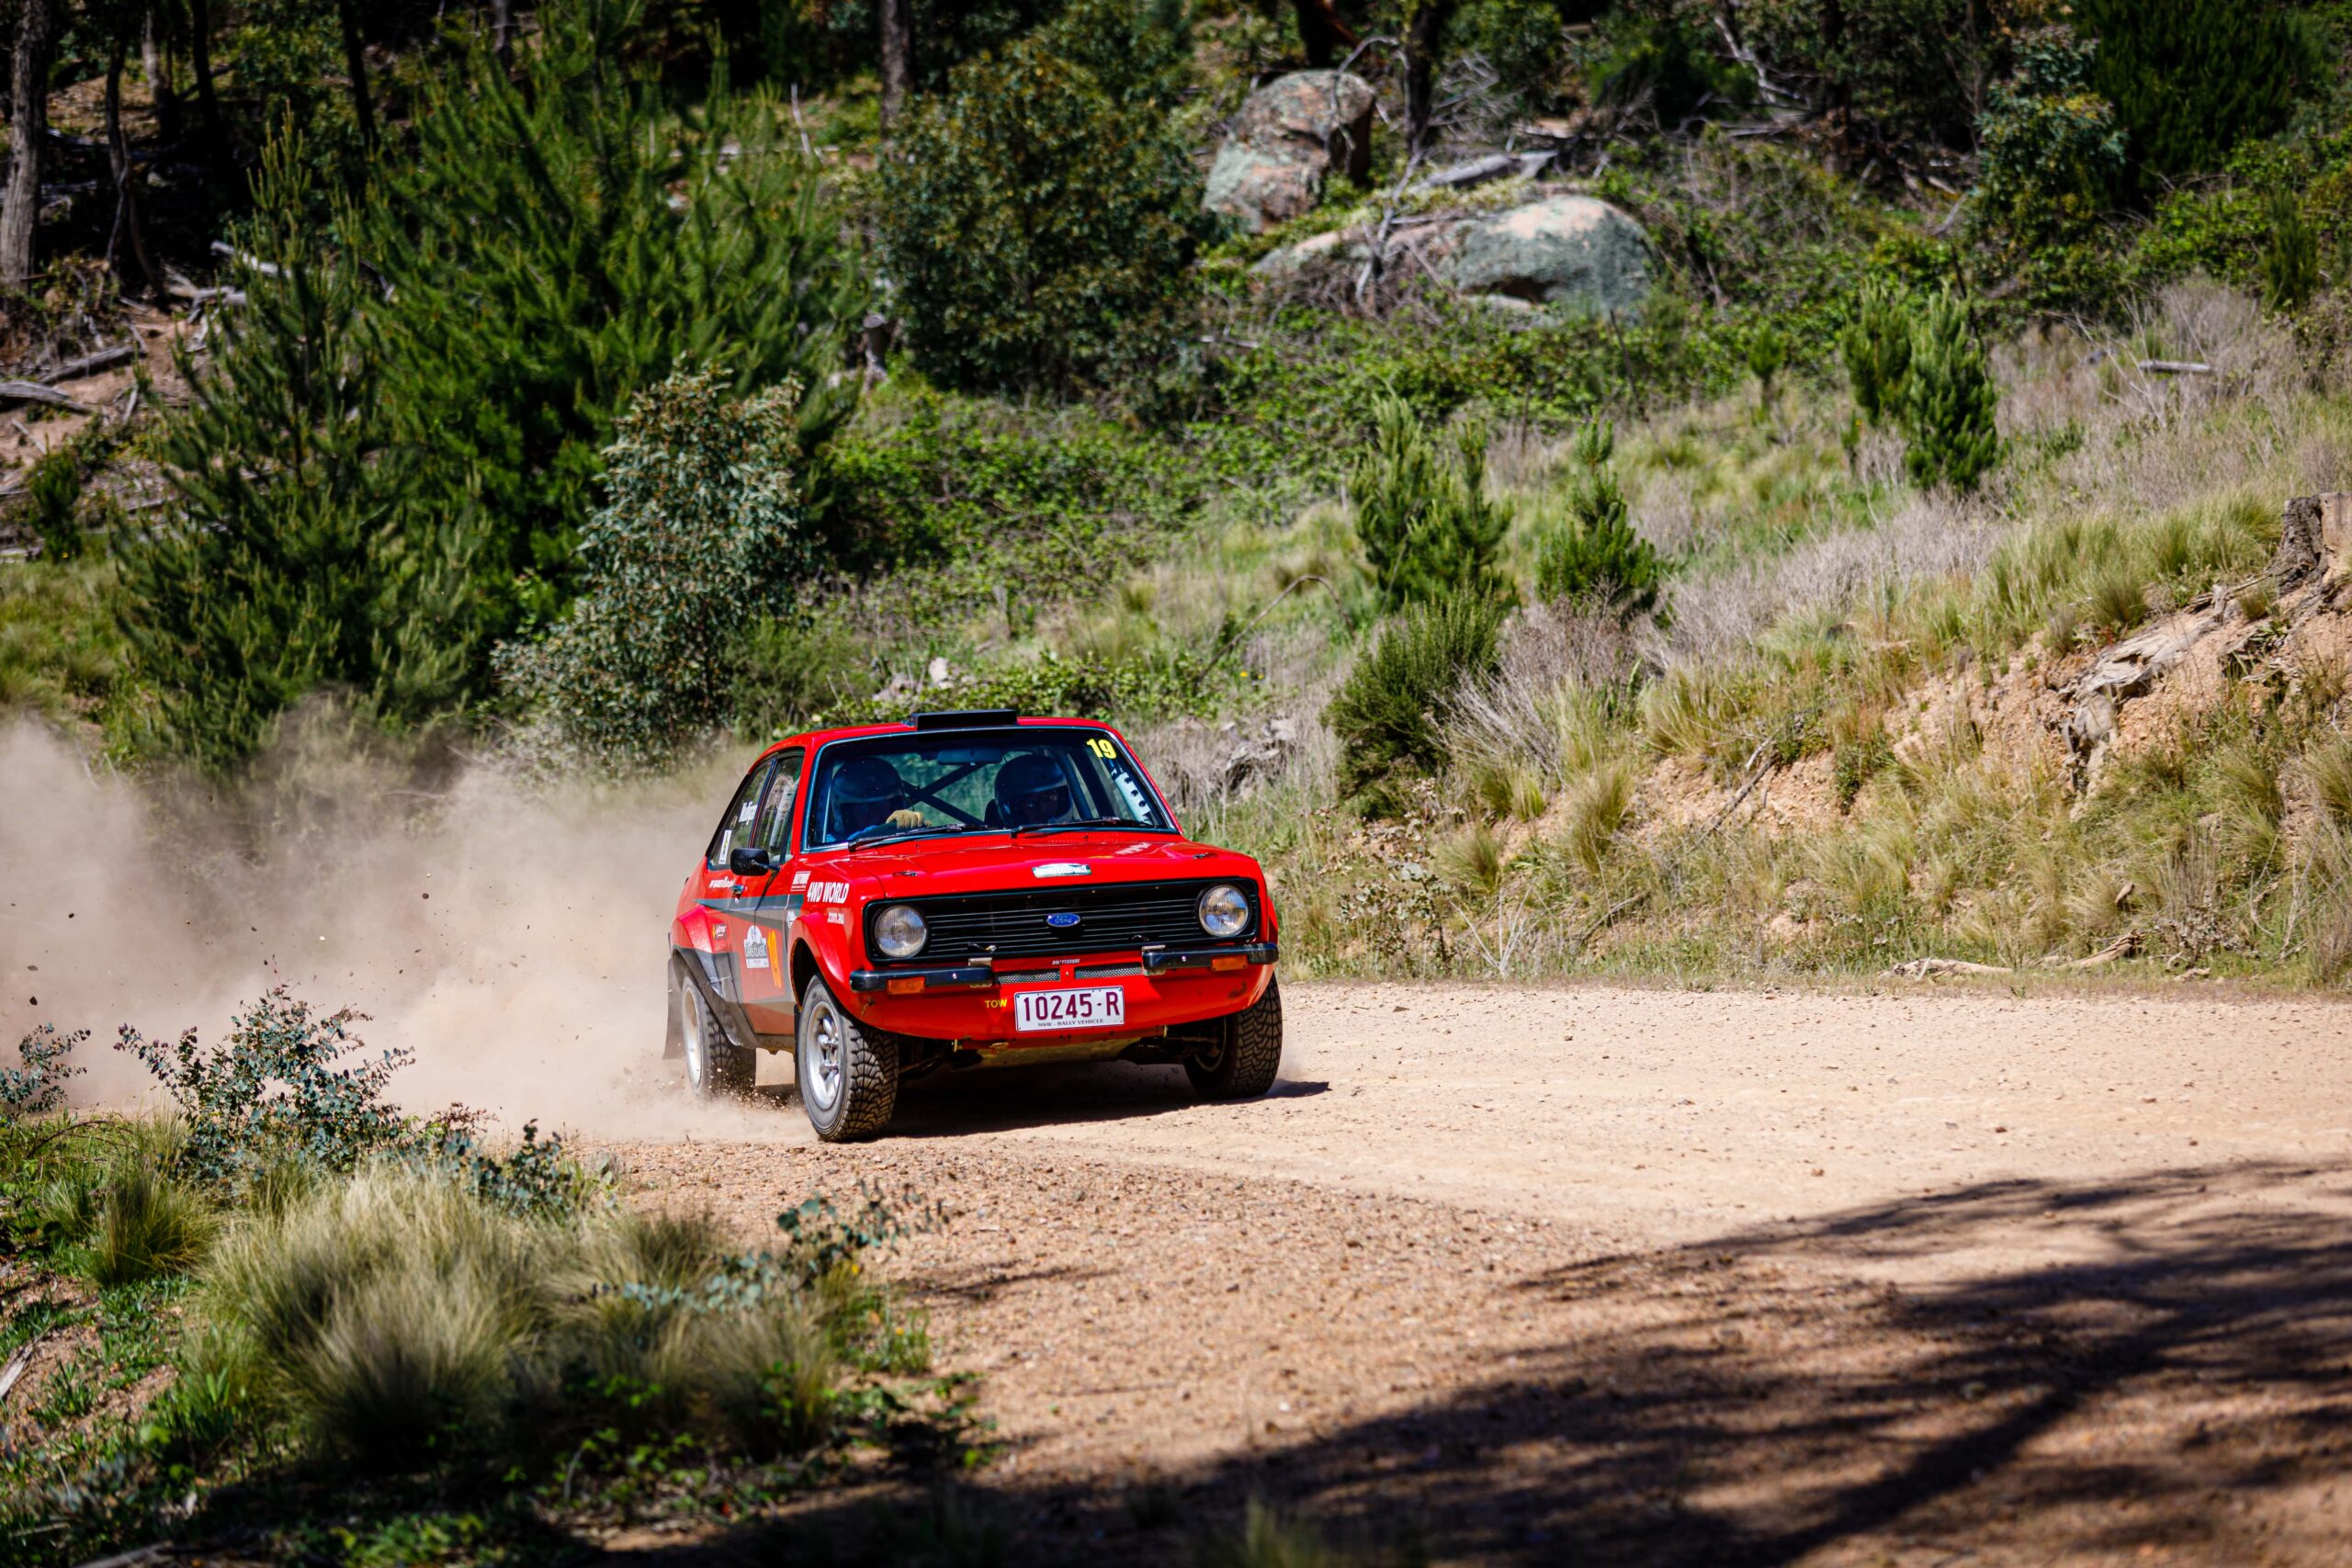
[1045, 911, 1081, 929]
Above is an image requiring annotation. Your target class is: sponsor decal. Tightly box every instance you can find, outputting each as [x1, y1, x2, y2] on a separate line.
[806, 879, 851, 904]
[790, 869, 809, 891]
[738, 799, 757, 823]
[1033, 862, 1091, 879]
[714, 924, 728, 940]
[744, 926, 770, 971]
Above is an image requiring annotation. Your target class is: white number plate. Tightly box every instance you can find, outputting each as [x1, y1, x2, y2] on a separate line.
[1012, 986, 1126, 1033]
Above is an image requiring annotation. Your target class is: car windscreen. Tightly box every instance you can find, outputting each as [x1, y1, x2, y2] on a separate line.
[802, 729, 1174, 848]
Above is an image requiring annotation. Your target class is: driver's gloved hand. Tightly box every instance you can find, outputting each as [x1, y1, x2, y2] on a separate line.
[886, 808, 927, 829]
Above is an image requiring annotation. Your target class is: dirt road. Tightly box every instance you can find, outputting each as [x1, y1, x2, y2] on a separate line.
[613, 980, 2352, 1566]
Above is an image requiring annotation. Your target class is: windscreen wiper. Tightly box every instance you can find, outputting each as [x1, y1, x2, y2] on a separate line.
[846, 825, 975, 852]
[1010, 817, 1146, 838]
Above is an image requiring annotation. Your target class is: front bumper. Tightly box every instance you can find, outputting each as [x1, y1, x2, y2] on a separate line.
[840, 946, 1278, 1046]
[848, 942, 1279, 993]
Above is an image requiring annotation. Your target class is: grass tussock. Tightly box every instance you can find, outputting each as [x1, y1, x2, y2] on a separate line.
[195, 1164, 844, 1469]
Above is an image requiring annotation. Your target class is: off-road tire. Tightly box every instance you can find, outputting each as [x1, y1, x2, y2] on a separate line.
[797, 976, 900, 1141]
[1184, 976, 1283, 1100]
[678, 964, 755, 1097]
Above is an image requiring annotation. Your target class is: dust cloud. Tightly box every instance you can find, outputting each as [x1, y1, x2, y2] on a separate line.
[0, 722, 789, 1141]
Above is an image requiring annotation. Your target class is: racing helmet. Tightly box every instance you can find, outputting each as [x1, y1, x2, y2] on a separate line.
[829, 755, 906, 839]
[994, 752, 1073, 828]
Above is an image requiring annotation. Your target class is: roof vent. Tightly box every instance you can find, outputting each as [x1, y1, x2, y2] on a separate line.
[910, 709, 1023, 731]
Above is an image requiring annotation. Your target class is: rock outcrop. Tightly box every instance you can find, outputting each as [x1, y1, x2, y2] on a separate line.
[1442, 195, 1651, 315]
[1204, 71, 1374, 234]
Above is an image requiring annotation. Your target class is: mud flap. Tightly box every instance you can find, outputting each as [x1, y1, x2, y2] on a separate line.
[673, 947, 761, 1060]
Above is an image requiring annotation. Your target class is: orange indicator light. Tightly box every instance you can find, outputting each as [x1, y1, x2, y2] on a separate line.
[1210, 955, 1247, 972]
[887, 976, 925, 995]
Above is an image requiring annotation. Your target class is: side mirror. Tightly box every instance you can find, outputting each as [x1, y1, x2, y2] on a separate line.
[729, 846, 779, 877]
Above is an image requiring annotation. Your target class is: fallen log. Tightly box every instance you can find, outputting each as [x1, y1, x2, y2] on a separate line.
[0, 381, 93, 412]
[40, 344, 136, 384]
[2138, 359, 2214, 376]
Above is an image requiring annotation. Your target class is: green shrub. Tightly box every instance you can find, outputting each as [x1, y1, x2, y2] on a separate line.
[2074, 0, 2321, 191]
[1528, 421, 1666, 619]
[1968, 29, 2125, 262]
[2, 1024, 83, 1117]
[1900, 290, 1999, 493]
[733, 616, 874, 739]
[117, 986, 414, 1186]
[22, 445, 85, 562]
[1349, 394, 1510, 613]
[2260, 187, 2319, 313]
[497, 367, 810, 770]
[1327, 593, 1508, 807]
[1581, 6, 1754, 122]
[873, 0, 1211, 392]
[1840, 278, 1913, 425]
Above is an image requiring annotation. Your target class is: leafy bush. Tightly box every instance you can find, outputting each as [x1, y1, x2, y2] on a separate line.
[1582, 6, 1754, 123]
[498, 367, 810, 770]
[873, 0, 1212, 392]
[1349, 394, 1510, 613]
[2073, 0, 2320, 191]
[1328, 593, 1509, 807]
[1529, 423, 1667, 619]
[116, 987, 415, 1186]
[1900, 291, 1999, 493]
[1968, 29, 2125, 262]
[2, 1023, 84, 1117]
[1840, 278, 1913, 424]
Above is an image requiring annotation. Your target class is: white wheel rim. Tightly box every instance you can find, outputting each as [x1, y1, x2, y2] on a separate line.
[802, 998, 844, 1114]
[683, 989, 708, 1087]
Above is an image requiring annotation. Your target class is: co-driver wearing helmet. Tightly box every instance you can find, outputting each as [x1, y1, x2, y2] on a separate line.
[993, 752, 1077, 828]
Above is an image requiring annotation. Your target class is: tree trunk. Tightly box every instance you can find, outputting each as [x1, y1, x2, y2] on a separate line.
[336, 0, 377, 152]
[1, 0, 53, 288]
[104, 39, 159, 297]
[1820, 0, 1848, 121]
[877, 0, 911, 130]
[491, 0, 514, 68]
[143, 7, 177, 141]
[1404, 0, 1455, 162]
[187, 0, 222, 152]
[1291, 0, 1349, 68]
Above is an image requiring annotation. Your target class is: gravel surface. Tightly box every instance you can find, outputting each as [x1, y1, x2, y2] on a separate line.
[610, 979, 2352, 1565]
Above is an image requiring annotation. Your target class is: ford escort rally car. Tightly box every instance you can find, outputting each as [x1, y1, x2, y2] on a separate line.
[666, 710, 1283, 1140]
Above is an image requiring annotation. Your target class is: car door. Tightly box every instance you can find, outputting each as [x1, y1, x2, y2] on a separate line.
[736, 748, 806, 1036]
[694, 756, 782, 1026]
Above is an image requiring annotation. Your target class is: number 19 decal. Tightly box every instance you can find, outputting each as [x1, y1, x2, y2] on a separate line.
[1087, 737, 1117, 759]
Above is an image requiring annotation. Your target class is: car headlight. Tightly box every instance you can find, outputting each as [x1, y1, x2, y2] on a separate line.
[1197, 883, 1251, 940]
[874, 904, 928, 960]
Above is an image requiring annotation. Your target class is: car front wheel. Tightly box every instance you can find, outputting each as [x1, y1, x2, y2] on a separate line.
[796, 976, 900, 1141]
[1184, 975, 1283, 1100]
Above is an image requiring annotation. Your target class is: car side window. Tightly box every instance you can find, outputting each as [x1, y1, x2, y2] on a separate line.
[706, 761, 775, 869]
[752, 750, 805, 856]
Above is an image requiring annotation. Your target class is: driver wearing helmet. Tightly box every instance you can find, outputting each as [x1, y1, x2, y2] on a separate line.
[994, 752, 1076, 828]
[829, 755, 927, 840]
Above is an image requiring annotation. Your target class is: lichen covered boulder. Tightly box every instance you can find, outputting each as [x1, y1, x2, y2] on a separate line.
[1443, 195, 1651, 315]
[1204, 71, 1375, 233]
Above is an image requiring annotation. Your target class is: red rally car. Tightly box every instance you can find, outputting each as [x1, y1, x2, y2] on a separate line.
[665, 710, 1283, 1141]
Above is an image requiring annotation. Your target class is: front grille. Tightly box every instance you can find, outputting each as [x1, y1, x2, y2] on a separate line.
[867, 878, 1254, 964]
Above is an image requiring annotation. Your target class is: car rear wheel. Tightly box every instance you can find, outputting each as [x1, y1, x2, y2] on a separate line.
[796, 976, 899, 1141]
[678, 967, 754, 1098]
[1184, 976, 1283, 1100]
